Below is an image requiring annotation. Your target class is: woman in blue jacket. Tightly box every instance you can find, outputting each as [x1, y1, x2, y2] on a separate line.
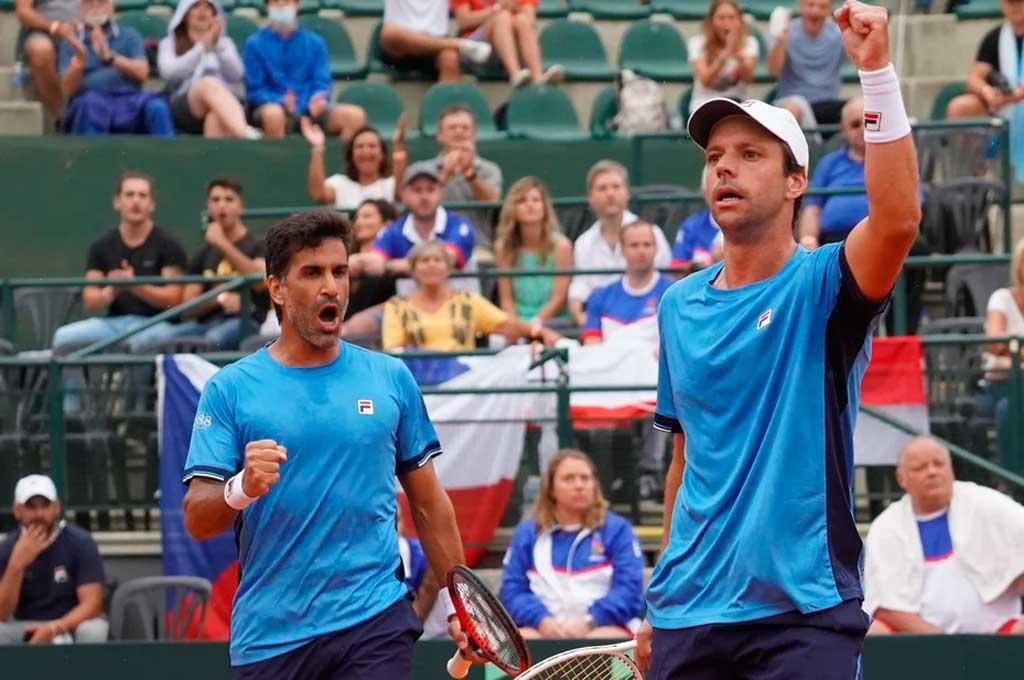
[499, 449, 645, 638]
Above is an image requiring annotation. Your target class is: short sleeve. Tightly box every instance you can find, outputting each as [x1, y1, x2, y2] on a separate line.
[445, 219, 476, 269]
[671, 216, 696, 264]
[480, 159, 503, 194]
[0, 535, 13, 575]
[653, 298, 682, 433]
[85, 237, 108, 272]
[72, 533, 105, 586]
[976, 27, 1000, 68]
[805, 151, 837, 208]
[183, 377, 243, 483]
[187, 248, 205, 275]
[392, 361, 442, 475]
[470, 293, 509, 335]
[161, 234, 188, 270]
[120, 28, 145, 59]
[687, 35, 705, 64]
[987, 287, 1013, 315]
[580, 287, 605, 341]
[813, 243, 888, 337]
[743, 35, 759, 59]
[373, 224, 402, 259]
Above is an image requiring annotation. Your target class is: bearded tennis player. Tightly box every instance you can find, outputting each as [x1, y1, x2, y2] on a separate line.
[181, 211, 478, 678]
[635, 3, 920, 678]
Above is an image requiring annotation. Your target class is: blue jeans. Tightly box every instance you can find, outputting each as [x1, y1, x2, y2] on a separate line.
[65, 89, 175, 136]
[977, 380, 1015, 469]
[168, 317, 245, 350]
[52, 315, 177, 352]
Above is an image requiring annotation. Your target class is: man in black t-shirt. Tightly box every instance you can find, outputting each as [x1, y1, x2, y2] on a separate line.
[946, 0, 1024, 118]
[52, 172, 187, 352]
[169, 177, 268, 350]
[0, 475, 107, 645]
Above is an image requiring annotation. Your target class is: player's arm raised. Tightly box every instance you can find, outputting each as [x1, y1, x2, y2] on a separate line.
[837, 1, 921, 302]
[183, 439, 286, 540]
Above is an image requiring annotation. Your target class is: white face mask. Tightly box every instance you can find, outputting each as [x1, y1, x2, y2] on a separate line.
[267, 5, 297, 28]
[83, 10, 110, 27]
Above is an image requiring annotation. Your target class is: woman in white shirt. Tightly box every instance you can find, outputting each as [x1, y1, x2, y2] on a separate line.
[301, 117, 407, 210]
[687, 0, 758, 114]
[980, 239, 1024, 468]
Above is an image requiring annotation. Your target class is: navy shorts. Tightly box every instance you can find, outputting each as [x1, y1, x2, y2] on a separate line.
[231, 596, 423, 680]
[648, 599, 869, 680]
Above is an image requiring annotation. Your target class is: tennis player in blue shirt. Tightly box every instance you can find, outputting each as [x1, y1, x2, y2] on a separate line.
[635, 3, 921, 679]
[181, 211, 477, 678]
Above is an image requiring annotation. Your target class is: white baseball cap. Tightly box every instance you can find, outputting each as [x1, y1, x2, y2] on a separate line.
[687, 98, 809, 170]
[14, 474, 58, 505]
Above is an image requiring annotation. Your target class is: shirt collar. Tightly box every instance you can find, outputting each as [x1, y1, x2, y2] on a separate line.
[400, 206, 448, 244]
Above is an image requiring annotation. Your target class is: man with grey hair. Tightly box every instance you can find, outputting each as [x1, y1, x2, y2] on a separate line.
[567, 160, 671, 326]
[863, 436, 1024, 635]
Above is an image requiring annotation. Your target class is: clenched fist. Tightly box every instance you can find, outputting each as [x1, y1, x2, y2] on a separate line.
[834, 1, 889, 72]
[242, 439, 287, 497]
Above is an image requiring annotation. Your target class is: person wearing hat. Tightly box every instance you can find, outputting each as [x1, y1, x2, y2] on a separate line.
[0, 475, 107, 644]
[634, 2, 921, 678]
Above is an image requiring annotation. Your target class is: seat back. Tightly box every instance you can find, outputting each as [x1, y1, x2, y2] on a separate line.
[922, 178, 1005, 254]
[945, 263, 1011, 318]
[506, 85, 582, 140]
[419, 83, 496, 138]
[226, 15, 261, 54]
[336, 81, 404, 138]
[589, 86, 618, 139]
[539, 20, 613, 80]
[13, 286, 80, 350]
[618, 20, 690, 81]
[570, 0, 650, 19]
[116, 11, 169, 41]
[110, 576, 212, 641]
[298, 15, 364, 78]
[930, 81, 967, 120]
[631, 185, 701, 244]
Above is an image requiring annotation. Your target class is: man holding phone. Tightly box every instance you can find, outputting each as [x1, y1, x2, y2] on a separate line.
[946, 0, 1024, 118]
[0, 475, 108, 645]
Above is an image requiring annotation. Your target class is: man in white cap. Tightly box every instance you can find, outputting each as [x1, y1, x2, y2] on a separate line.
[0, 475, 108, 644]
[635, 2, 921, 678]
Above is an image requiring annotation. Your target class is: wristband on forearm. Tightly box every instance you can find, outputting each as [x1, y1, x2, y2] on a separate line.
[859, 63, 911, 144]
[223, 471, 256, 510]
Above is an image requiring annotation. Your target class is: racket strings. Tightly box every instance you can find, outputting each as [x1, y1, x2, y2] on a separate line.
[456, 581, 526, 669]
[529, 653, 639, 680]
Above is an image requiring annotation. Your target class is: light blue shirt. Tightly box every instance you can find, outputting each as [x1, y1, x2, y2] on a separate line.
[775, 19, 845, 103]
[183, 343, 441, 665]
[649, 244, 885, 628]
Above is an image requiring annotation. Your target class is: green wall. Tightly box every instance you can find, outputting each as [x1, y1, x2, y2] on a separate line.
[0, 135, 705, 278]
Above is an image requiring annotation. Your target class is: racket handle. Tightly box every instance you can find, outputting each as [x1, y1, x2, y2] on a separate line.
[447, 649, 472, 678]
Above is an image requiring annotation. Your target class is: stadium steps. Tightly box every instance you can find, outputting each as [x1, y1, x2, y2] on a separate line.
[0, 101, 44, 134]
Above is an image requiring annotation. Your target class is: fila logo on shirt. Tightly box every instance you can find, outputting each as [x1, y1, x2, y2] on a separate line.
[357, 399, 375, 415]
[54, 565, 68, 584]
[864, 111, 882, 132]
[756, 308, 772, 331]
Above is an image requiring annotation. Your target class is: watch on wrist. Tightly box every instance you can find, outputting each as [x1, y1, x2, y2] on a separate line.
[464, 170, 477, 182]
[103, 52, 115, 65]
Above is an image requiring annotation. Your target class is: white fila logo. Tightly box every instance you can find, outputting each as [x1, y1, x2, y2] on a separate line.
[756, 309, 772, 331]
[357, 399, 374, 415]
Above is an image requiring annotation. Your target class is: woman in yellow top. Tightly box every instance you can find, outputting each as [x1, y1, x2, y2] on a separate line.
[382, 241, 560, 351]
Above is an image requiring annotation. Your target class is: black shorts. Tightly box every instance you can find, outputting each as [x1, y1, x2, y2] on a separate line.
[811, 99, 847, 126]
[231, 596, 423, 680]
[379, 48, 440, 79]
[648, 599, 869, 680]
[246, 102, 334, 132]
[169, 92, 204, 134]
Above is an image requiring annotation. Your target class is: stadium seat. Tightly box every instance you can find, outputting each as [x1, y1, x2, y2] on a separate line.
[110, 576, 212, 641]
[418, 82, 500, 140]
[0, 0, 13, 9]
[589, 85, 618, 139]
[112, 0, 148, 11]
[930, 81, 967, 120]
[506, 85, 587, 141]
[116, 10, 168, 42]
[336, 81, 404, 138]
[650, 0, 712, 20]
[569, 0, 651, 19]
[619, 20, 691, 82]
[298, 0, 320, 14]
[678, 87, 692, 119]
[366, 21, 438, 80]
[322, 0, 384, 14]
[741, 0, 782, 20]
[539, 20, 615, 81]
[226, 14, 261, 54]
[954, 0, 1002, 19]
[298, 15, 367, 79]
[748, 27, 776, 83]
[536, 0, 570, 18]
[233, 0, 265, 11]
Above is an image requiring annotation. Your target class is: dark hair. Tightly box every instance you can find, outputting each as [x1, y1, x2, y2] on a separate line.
[780, 142, 804, 230]
[265, 211, 353, 319]
[206, 176, 243, 198]
[173, 0, 216, 55]
[353, 199, 398, 250]
[438, 103, 477, 127]
[344, 127, 392, 182]
[115, 171, 155, 197]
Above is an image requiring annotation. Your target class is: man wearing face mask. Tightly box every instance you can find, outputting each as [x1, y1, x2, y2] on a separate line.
[243, 0, 366, 139]
[59, 0, 175, 135]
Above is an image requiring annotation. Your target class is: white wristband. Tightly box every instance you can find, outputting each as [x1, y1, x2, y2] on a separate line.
[223, 471, 256, 510]
[438, 586, 457, 620]
[859, 63, 911, 144]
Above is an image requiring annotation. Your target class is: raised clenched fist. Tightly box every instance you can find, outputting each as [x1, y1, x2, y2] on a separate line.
[242, 439, 287, 497]
[834, 1, 890, 72]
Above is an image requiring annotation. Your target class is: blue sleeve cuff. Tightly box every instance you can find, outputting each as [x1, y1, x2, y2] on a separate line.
[182, 464, 235, 484]
[653, 412, 682, 433]
[395, 441, 443, 475]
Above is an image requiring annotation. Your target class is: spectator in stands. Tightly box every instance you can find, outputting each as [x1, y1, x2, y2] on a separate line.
[158, 0, 257, 139]
[863, 437, 1024, 635]
[302, 118, 407, 209]
[169, 178, 268, 350]
[452, 0, 564, 88]
[53, 172, 187, 351]
[380, 0, 492, 82]
[979, 239, 1024, 471]
[499, 449, 644, 639]
[381, 241, 559, 351]
[688, 0, 758, 114]
[243, 0, 365, 139]
[767, 0, 846, 126]
[432, 104, 502, 204]
[494, 177, 573, 328]
[670, 168, 720, 275]
[0, 475, 108, 645]
[946, 0, 1024, 120]
[59, 0, 174, 136]
[346, 199, 399, 319]
[14, 0, 87, 121]
[567, 160, 671, 327]
[798, 97, 867, 247]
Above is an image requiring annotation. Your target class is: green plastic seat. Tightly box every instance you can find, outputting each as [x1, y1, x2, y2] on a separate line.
[589, 85, 618, 139]
[322, 0, 384, 15]
[569, 0, 651, 19]
[931, 81, 967, 120]
[741, 0, 782, 20]
[233, 0, 265, 11]
[506, 85, 586, 141]
[955, 0, 1002, 19]
[419, 82, 500, 140]
[298, 0, 320, 14]
[748, 26, 775, 83]
[298, 15, 366, 79]
[226, 14, 261, 54]
[650, 0, 713, 20]
[113, 0, 148, 11]
[539, 19, 615, 81]
[536, 0, 569, 18]
[116, 11, 168, 42]
[619, 20, 691, 82]
[336, 81, 404, 138]
[678, 86, 693, 119]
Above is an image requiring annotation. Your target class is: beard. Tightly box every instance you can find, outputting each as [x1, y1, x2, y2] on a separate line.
[286, 297, 348, 349]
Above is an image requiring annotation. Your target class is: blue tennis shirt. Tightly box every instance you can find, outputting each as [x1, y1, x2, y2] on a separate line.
[649, 243, 885, 628]
[183, 343, 441, 665]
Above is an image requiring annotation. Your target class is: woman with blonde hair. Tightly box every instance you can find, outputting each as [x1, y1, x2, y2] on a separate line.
[494, 177, 573, 331]
[499, 449, 644, 639]
[688, 0, 758, 113]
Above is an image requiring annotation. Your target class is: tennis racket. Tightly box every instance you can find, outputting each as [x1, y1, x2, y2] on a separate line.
[516, 640, 641, 680]
[446, 565, 532, 678]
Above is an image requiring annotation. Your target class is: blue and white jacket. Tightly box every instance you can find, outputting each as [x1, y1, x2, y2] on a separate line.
[499, 511, 644, 631]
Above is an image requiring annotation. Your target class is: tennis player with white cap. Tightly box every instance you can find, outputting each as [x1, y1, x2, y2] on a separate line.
[635, 2, 920, 678]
